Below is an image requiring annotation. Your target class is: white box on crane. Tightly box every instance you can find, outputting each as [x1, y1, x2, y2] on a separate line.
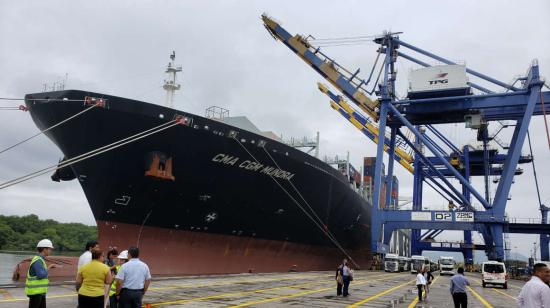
[407, 65, 471, 99]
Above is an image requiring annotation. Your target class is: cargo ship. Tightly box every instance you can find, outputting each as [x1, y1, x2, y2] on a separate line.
[19, 53, 373, 277]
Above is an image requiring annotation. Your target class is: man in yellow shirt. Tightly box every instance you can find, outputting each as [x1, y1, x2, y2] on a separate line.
[76, 249, 112, 307]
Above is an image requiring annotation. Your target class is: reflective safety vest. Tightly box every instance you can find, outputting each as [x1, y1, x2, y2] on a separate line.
[109, 265, 121, 296]
[25, 256, 49, 296]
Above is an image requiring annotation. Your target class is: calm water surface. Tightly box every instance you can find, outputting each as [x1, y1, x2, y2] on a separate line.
[0, 252, 32, 284]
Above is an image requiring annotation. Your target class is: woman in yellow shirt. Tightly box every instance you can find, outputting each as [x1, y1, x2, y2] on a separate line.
[76, 249, 112, 308]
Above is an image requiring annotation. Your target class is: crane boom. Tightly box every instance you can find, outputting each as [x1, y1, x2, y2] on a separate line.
[318, 83, 414, 174]
[262, 14, 380, 121]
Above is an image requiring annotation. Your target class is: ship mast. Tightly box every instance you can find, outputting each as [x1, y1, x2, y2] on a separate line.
[163, 51, 182, 108]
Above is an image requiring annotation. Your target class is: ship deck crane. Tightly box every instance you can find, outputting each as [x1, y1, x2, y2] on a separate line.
[262, 14, 550, 261]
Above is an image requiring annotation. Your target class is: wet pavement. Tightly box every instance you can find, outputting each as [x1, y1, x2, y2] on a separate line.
[0, 271, 524, 307]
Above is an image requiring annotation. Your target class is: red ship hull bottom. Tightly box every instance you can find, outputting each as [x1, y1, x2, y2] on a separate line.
[98, 221, 372, 275]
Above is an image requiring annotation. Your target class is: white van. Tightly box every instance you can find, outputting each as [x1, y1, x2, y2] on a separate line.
[481, 261, 508, 289]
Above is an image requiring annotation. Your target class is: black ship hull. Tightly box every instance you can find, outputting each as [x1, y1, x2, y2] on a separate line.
[25, 90, 372, 274]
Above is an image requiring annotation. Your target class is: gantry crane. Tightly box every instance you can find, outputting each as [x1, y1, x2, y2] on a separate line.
[262, 14, 550, 261]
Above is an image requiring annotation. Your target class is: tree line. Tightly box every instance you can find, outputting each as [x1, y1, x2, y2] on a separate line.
[0, 214, 97, 252]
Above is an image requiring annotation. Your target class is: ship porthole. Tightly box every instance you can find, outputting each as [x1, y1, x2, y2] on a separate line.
[159, 114, 165, 119]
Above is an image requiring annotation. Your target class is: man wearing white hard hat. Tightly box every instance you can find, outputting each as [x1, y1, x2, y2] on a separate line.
[26, 239, 57, 308]
[108, 250, 128, 308]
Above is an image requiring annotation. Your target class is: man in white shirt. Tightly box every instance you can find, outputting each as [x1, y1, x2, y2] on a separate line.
[75, 240, 98, 291]
[517, 263, 550, 308]
[416, 269, 427, 302]
[77, 240, 99, 270]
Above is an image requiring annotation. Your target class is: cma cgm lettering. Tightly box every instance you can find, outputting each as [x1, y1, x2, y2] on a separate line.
[212, 153, 295, 180]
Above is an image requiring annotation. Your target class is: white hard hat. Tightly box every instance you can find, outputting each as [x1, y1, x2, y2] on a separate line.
[37, 239, 54, 249]
[117, 250, 128, 259]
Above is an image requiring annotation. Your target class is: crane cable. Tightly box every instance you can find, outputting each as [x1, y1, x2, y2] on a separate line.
[0, 98, 88, 101]
[527, 131, 544, 211]
[0, 104, 98, 156]
[261, 146, 361, 268]
[231, 137, 359, 268]
[539, 91, 550, 150]
[0, 120, 179, 190]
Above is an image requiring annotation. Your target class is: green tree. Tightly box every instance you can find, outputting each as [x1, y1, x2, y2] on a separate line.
[0, 215, 96, 252]
[0, 221, 15, 249]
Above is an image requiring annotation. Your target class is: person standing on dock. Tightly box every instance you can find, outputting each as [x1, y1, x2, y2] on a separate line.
[108, 250, 128, 308]
[449, 267, 469, 308]
[517, 263, 550, 308]
[77, 240, 99, 291]
[340, 259, 352, 297]
[335, 262, 344, 296]
[76, 249, 112, 308]
[26, 239, 57, 308]
[105, 248, 118, 271]
[423, 267, 434, 299]
[115, 247, 151, 308]
[415, 269, 426, 302]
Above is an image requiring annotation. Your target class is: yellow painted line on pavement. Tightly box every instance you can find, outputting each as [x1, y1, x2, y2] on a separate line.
[148, 279, 330, 307]
[150, 273, 391, 307]
[228, 286, 333, 307]
[228, 274, 400, 308]
[0, 292, 77, 303]
[491, 287, 516, 300]
[467, 286, 493, 308]
[0, 289, 13, 300]
[148, 273, 324, 291]
[0, 273, 331, 303]
[347, 278, 416, 307]
[407, 275, 440, 308]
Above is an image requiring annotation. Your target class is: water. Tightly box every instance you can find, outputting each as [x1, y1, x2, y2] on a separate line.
[0, 252, 32, 284]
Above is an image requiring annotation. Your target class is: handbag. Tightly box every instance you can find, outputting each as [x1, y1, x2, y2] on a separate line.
[336, 272, 343, 284]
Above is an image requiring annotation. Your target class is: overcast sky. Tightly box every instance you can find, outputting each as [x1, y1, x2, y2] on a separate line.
[1, 0, 549, 259]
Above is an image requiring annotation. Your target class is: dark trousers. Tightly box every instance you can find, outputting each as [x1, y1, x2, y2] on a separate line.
[118, 289, 144, 308]
[78, 294, 104, 308]
[336, 282, 343, 295]
[28, 294, 46, 308]
[452, 292, 468, 308]
[342, 276, 351, 296]
[417, 284, 423, 301]
[109, 294, 118, 308]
